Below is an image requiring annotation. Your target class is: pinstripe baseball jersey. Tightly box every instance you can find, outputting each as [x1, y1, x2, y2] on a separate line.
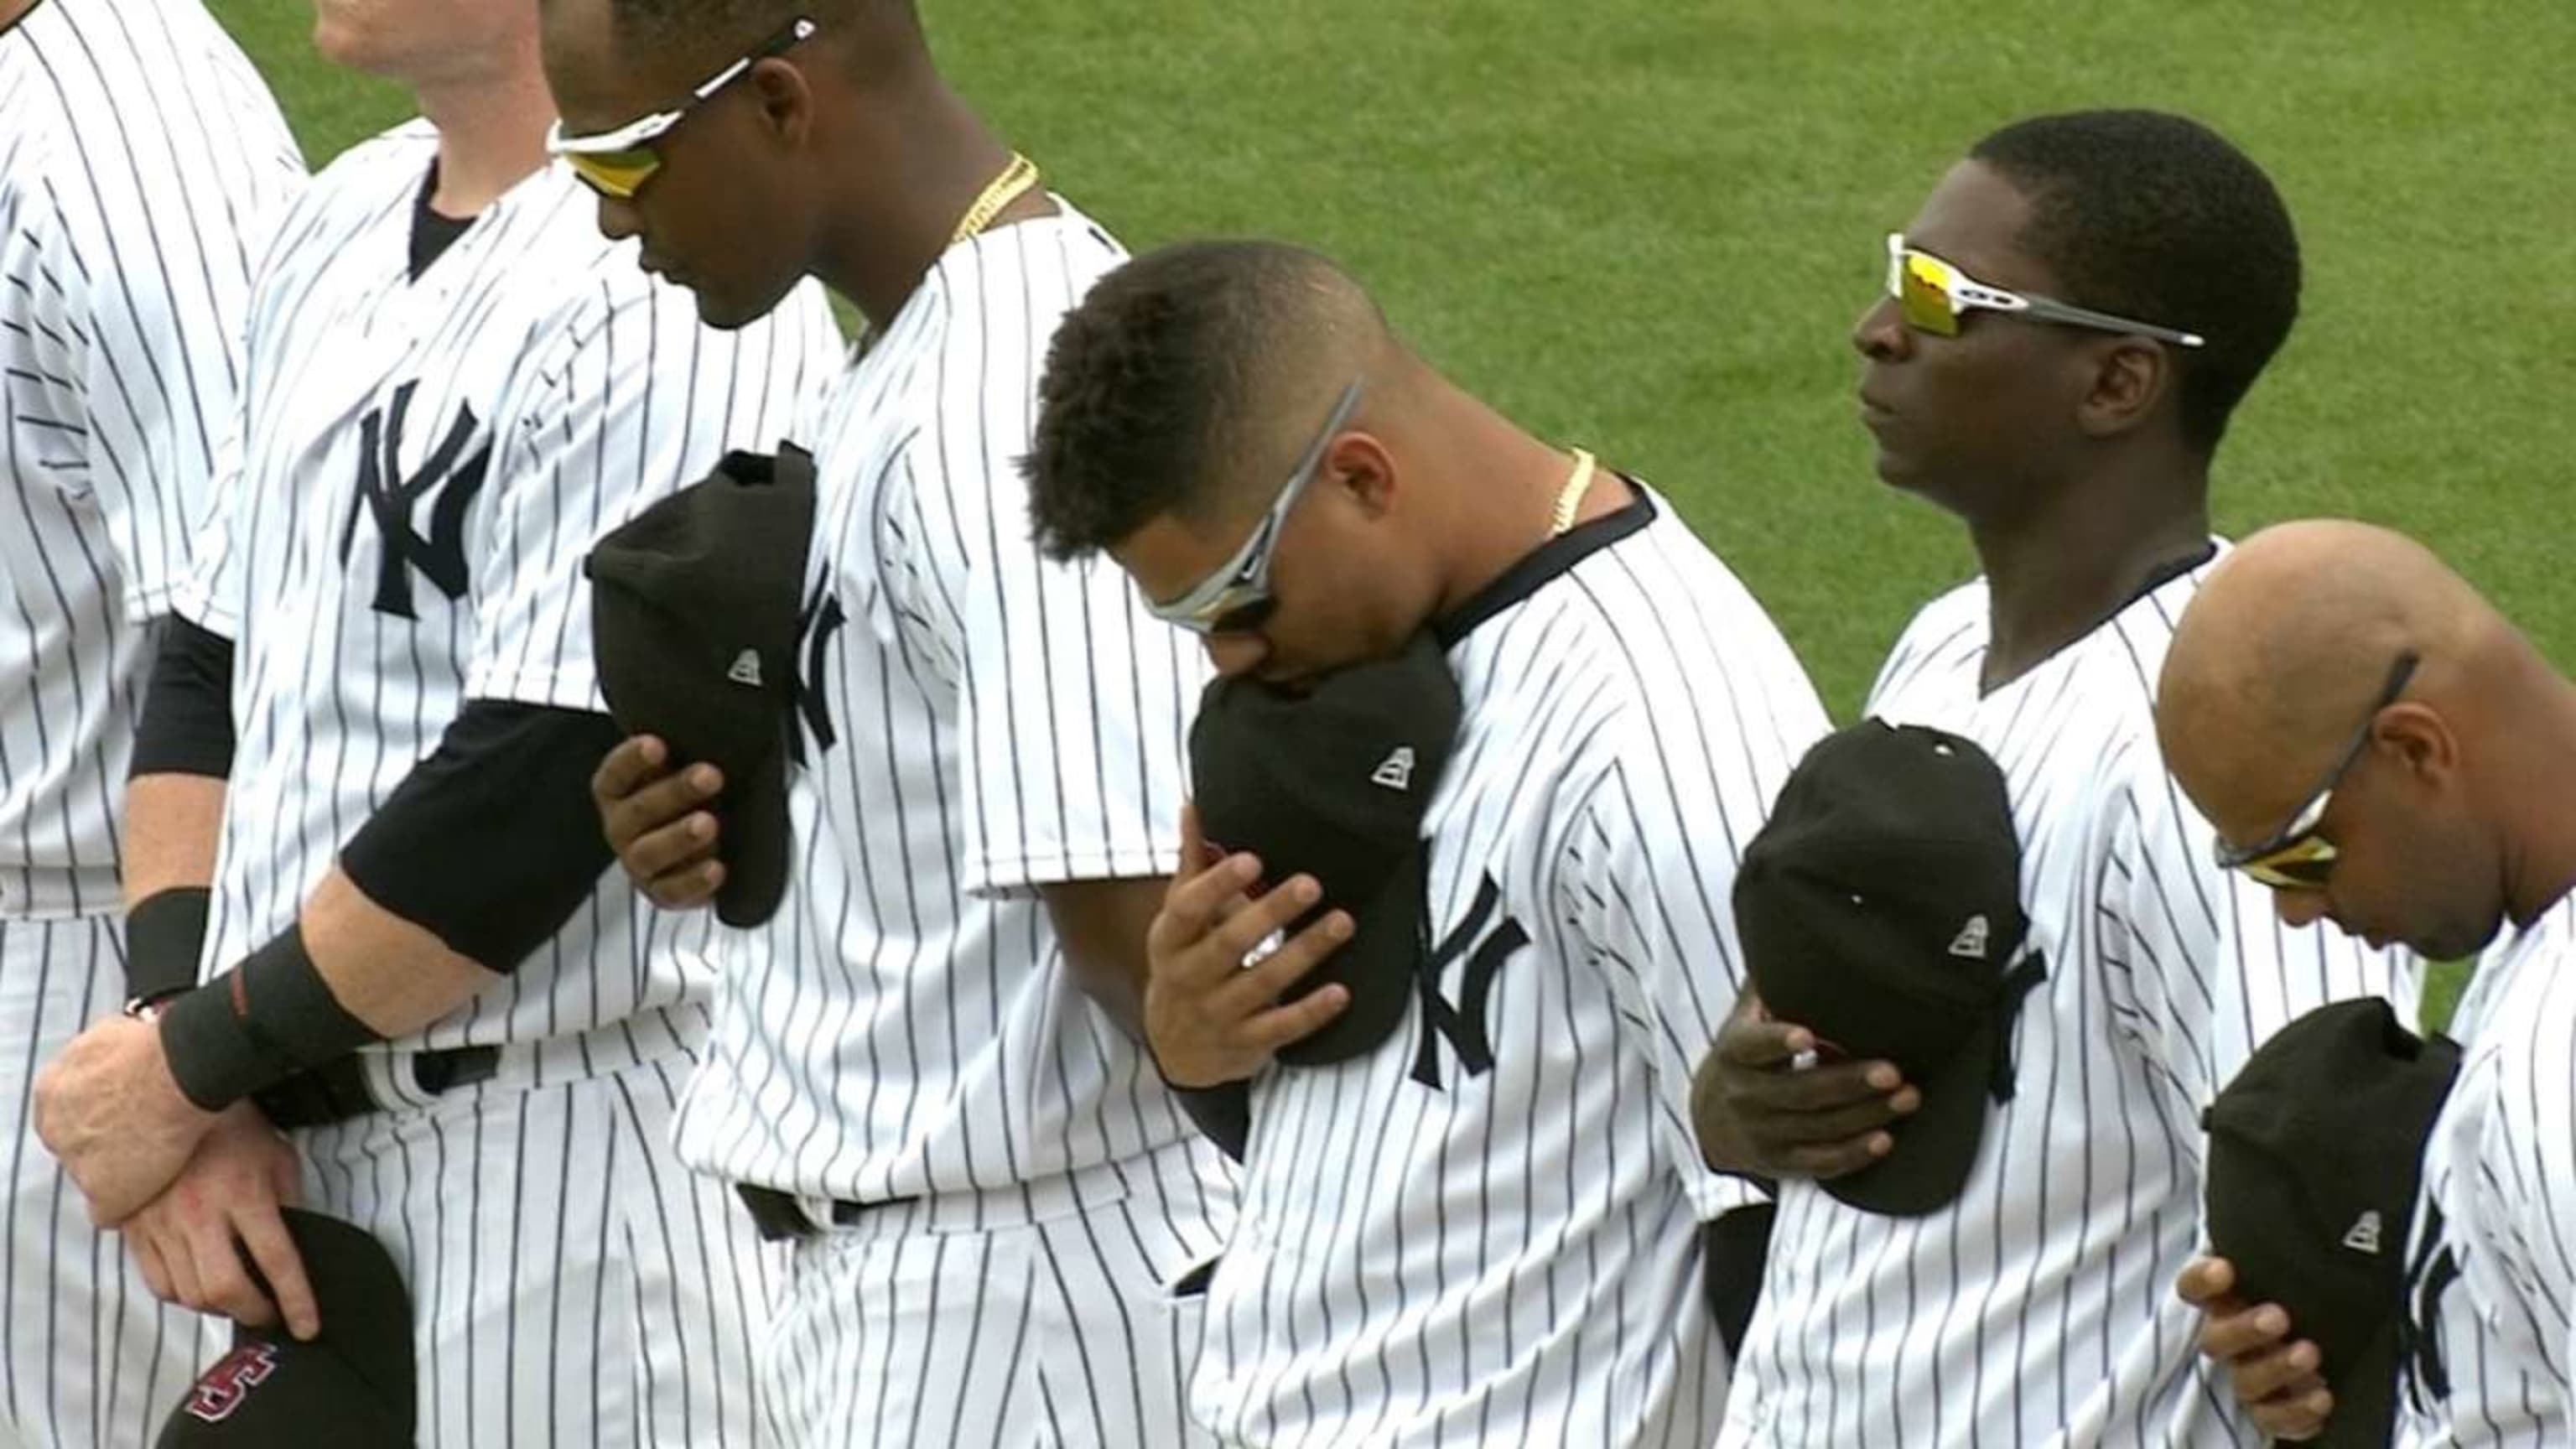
[1720, 561, 2420, 1448]
[667, 205, 1233, 1214]
[175, 121, 839, 1052]
[1192, 486, 1830, 1448]
[2394, 896, 2576, 1446]
[0, 0, 300, 916]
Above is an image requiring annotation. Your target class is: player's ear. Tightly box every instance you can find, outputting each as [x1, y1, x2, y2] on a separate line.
[746, 58, 816, 148]
[2374, 700, 2459, 785]
[1329, 432, 1399, 520]
[2071, 337, 2171, 441]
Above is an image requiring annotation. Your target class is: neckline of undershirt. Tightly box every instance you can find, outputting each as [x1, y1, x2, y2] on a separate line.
[409, 162, 480, 283]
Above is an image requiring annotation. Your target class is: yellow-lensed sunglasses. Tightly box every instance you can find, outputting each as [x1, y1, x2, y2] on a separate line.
[546, 17, 818, 200]
[1885, 233, 2206, 350]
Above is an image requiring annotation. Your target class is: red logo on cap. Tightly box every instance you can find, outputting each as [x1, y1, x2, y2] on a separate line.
[184, 1343, 282, 1423]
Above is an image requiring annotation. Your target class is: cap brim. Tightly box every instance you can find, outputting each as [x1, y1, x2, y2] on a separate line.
[1820, 1014, 1997, 1216]
[1273, 842, 1426, 1067]
[714, 727, 792, 929]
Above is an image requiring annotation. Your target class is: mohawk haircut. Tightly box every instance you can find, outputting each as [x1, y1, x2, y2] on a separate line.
[1971, 109, 2303, 454]
[1025, 240, 1370, 561]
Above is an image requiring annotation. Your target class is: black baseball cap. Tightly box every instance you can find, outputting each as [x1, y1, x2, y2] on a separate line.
[588, 444, 816, 928]
[1732, 719, 2046, 1216]
[2203, 997, 2461, 1449]
[158, 1209, 414, 1446]
[1189, 631, 1460, 1066]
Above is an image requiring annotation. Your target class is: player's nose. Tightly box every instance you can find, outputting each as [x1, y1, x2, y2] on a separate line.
[593, 193, 643, 243]
[2271, 888, 2332, 930]
[1852, 296, 1909, 361]
[1202, 631, 1269, 680]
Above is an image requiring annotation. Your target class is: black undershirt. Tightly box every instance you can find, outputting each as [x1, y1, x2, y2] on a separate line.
[409, 164, 476, 281]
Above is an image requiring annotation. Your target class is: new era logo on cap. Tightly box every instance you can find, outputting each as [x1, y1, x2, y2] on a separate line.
[1948, 914, 1991, 959]
[2344, 1209, 2384, 1255]
[727, 648, 763, 688]
[1372, 745, 1416, 792]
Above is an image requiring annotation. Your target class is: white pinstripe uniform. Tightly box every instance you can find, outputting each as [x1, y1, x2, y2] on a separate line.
[0, 0, 300, 1443]
[1192, 487, 1830, 1447]
[2392, 896, 2576, 1446]
[1719, 561, 2422, 1448]
[664, 205, 1239, 1448]
[174, 122, 840, 1446]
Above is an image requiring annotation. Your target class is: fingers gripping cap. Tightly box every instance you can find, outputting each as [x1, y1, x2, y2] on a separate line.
[1189, 632, 1462, 1065]
[588, 444, 818, 927]
[158, 1209, 415, 1446]
[1733, 719, 2045, 1216]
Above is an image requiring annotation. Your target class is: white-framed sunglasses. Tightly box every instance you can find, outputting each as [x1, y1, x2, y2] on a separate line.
[1147, 378, 1364, 636]
[545, 17, 818, 200]
[1885, 232, 2206, 349]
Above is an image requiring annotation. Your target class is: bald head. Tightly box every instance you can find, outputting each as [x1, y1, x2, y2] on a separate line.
[1025, 240, 1394, 558]
[2158, 520, 2521, 839]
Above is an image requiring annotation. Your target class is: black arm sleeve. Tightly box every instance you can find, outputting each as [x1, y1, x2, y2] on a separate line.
[337, 701, 626, 974]
[130, 617, 236, 779]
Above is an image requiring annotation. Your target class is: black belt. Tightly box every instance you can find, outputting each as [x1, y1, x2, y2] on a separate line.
[253, 1046, 502, 1130]
[734, 1184, 912, 1242]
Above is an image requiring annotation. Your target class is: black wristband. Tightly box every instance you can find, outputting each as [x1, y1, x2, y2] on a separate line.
[158, 926, 382, 1112]
[125, 886, 211, 1003]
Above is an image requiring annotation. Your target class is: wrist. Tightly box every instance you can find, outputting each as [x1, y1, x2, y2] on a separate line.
[125, 886, 211, 1001]
[157, 925, 381, 1112]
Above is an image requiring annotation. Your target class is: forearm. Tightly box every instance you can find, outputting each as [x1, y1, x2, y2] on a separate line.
[122, 617, 241, 998]
[300, 867, 497, 1038]
[1037, 875, 1164, 1042]
[154, 701, 621, 1109]
[123, 774, 226, 904]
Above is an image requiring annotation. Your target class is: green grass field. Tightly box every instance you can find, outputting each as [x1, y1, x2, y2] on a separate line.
[210, 0, 2574, 1021]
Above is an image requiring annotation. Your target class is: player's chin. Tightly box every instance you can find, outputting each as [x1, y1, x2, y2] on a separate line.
[688, 276, 795, 334]
[687, 289, 766, 333]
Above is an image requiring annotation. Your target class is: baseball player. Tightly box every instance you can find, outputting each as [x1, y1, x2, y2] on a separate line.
[0, 0, 300, 1442]
[2163, 522, 2574, 1446]
[1019, 237, 1833, 1446]
[29, 0, 840, 1442]
[1690, 112, 2417, 1446]
[543, 0, 1238, 1441]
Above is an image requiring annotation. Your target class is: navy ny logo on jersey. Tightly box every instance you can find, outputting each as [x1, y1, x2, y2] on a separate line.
[788, 583, 847, 765]
[2400, 1196, 2464, 1413]
[339, 381, 492, 619]
[1411, 870, 1531, 1088]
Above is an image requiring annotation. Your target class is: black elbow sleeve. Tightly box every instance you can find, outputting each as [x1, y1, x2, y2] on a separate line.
[131, 617, 236, 779]
[337, 702, 626, 974]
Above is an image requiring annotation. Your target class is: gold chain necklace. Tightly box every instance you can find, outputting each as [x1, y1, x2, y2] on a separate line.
[1549, 449, 1598, 537]
[950, 153, 1041, 247]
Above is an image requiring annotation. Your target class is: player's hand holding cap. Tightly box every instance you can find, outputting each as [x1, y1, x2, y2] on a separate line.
[158, 1208, 414, 1446]
[1732, 719, 2046, 1216]
[2199, 998, 2460, 1447]
[1189, 631, 1461, 1066]
[588, 444, 817, 928]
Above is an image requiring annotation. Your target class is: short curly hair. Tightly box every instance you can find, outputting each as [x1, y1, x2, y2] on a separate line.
[1970, 110, 2302, 454]
[599, 0, 914, 60]
[1025, 240, 1368, 560]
